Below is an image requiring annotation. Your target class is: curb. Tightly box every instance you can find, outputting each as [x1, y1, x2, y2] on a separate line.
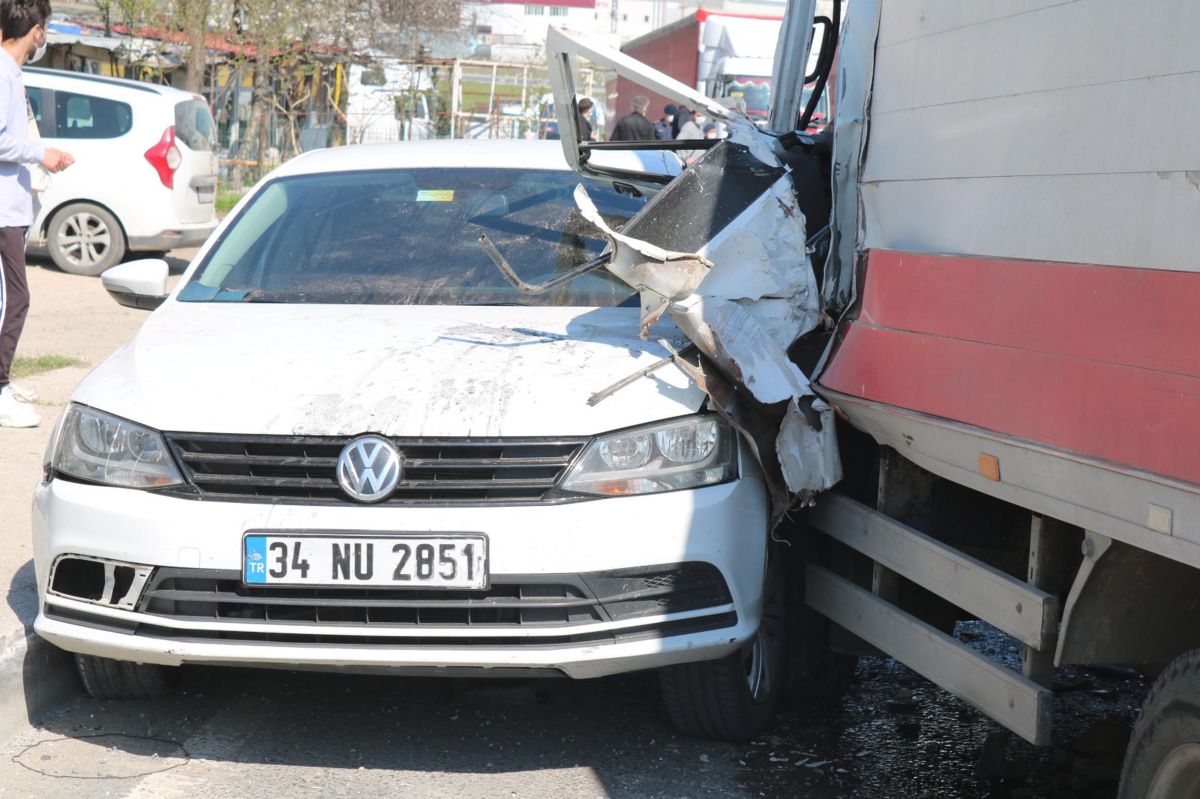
[0, 620, 79, 741]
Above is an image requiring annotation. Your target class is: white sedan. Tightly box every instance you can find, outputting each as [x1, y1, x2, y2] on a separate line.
[32, 139, 782, 741]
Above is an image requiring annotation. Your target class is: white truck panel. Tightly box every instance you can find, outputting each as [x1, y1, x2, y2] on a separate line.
[856, 0, 1200, 272]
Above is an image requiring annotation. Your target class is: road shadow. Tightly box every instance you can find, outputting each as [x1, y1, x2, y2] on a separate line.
[19, 644, 1139, 797]
[31, 666, 800, 798]
[5, 560, 78, 729]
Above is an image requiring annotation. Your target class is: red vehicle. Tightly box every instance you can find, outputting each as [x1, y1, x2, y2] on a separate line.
[553, 1, 1200, 790]
[615, 11, 783, 127]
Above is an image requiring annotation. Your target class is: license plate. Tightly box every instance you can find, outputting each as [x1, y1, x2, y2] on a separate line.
[242, 534, 488, 589]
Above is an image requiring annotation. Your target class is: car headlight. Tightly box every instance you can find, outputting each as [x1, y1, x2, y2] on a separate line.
[52, 404, 183, 489]
[560, 415, 737, 496]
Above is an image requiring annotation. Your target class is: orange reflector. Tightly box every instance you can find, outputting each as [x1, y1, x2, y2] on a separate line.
[596, 480, 636, 495]
[978, 453, 1001, 481]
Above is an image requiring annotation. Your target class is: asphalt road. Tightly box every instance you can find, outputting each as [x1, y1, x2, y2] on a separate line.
[0, 624, 1146, 799]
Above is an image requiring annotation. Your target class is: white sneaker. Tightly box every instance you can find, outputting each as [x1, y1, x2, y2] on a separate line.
[8, 382, 37, 402]
[0, 387, 40, 427]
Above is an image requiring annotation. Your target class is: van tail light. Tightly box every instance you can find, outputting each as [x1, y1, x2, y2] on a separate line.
[144, 126, 181, 189]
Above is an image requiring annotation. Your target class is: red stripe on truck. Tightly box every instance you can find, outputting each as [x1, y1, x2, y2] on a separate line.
[819, 250, 1200, 485]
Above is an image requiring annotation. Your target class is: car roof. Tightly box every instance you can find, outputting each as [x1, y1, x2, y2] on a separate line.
[23, 67, 200, 100]
[273, 140, 576, 179]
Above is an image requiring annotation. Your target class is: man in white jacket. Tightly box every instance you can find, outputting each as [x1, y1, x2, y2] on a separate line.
[0, 0, 73, 428]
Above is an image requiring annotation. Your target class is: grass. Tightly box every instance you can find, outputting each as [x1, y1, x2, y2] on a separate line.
[11, 354, 84, 379]
[215, 191, 244, 216]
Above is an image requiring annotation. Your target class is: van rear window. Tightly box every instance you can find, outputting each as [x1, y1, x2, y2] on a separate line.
[175, 99, 214, 151]
[54, 92, 132, 139]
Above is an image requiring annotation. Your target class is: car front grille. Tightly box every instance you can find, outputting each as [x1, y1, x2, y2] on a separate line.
[135, 563, 732, 629]
[163, 433, 587, 505]
[46, 563, 737, 648]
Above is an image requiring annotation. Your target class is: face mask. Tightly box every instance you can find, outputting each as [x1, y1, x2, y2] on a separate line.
[29, 29, 46, 63]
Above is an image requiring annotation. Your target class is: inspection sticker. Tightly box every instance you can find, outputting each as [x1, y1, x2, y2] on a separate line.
[416, 189, 455, 202]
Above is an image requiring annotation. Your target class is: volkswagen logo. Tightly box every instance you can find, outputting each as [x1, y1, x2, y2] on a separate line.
[336, 435, 402, 503]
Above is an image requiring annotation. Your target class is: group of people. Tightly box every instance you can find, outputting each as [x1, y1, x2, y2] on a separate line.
[586, 95, 719, 165]
[0, 0, 74, 428]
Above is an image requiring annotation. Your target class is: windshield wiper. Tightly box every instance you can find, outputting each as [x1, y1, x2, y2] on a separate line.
[478, 233, 612, 294]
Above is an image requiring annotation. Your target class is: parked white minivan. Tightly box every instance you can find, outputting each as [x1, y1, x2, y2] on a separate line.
[22, 68, 219, 275]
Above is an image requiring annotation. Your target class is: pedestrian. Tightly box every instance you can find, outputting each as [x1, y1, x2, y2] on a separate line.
[670, 105, 692, 138]
[576, 97, 594, 142]
[0, 0, 73, 428]
[674, 106, 705, 165]
[653, 104, 676, 140]
[610, 94, 655, 141]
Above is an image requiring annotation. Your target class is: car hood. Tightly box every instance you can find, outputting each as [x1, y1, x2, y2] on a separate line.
[74, 302, 705, 437]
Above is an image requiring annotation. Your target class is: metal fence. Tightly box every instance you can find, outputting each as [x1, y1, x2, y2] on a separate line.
[212, 56, 614, 185]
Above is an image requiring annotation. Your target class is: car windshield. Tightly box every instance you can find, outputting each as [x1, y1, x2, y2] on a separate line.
[178, 168, 644, 306]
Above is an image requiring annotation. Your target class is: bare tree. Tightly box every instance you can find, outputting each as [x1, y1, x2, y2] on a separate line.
[91, 0, 158, 39]
[176, 0, 211, 93]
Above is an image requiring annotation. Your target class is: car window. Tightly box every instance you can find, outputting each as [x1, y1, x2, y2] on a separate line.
[178, 167, 645, 307]
[24, 87, 51, 137]
[54, 91, 132, 139]
[175, 99, 214, 151]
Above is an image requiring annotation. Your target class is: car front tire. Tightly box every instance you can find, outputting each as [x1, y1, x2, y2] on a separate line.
[659, 555, 785, 741]
[75, 654, 178, 699]
[46, 202, 127, 276]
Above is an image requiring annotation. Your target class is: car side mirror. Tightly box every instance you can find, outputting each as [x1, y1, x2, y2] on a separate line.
[101, 259, 169, 310]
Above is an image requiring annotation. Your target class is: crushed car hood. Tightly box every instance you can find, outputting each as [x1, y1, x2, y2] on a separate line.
[74, 303, 705, 437]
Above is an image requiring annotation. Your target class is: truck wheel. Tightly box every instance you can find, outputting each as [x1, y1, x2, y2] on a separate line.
[47, 203, 126, 276]
[75, 654, 178, 699]
[1119, 650, 1200, 798]
[659, 556, 785, 741]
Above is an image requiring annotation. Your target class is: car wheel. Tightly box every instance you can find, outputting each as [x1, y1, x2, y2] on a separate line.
[47, 203, 127, 276]
[74, 654, 178, 699]
[782, 539, 858, 706]
[1119, 650, 1200, 798]
[659, 554, 785, 741]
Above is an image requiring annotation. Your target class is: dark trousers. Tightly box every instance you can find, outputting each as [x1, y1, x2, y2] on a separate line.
[0, 226, 29, 389]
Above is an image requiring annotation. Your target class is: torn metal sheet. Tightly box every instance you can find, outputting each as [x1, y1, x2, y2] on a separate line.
[777, 398, 841, 496]
[519, 28, 843, 510]
[574, 184, 712, 333]
[670, 296, 811, 406]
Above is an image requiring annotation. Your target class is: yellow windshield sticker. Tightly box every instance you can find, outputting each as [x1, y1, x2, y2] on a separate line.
[416, 189, 455, 202]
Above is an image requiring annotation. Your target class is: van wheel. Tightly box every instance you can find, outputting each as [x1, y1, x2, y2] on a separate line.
[659, 556, 784, 741]
[47, 203, 126, 276]
[1119, 649, 1200, 798]
[75, 654, 178, 699]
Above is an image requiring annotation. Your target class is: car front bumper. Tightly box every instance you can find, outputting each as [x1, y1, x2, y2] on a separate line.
[32, 468, 768, 679]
